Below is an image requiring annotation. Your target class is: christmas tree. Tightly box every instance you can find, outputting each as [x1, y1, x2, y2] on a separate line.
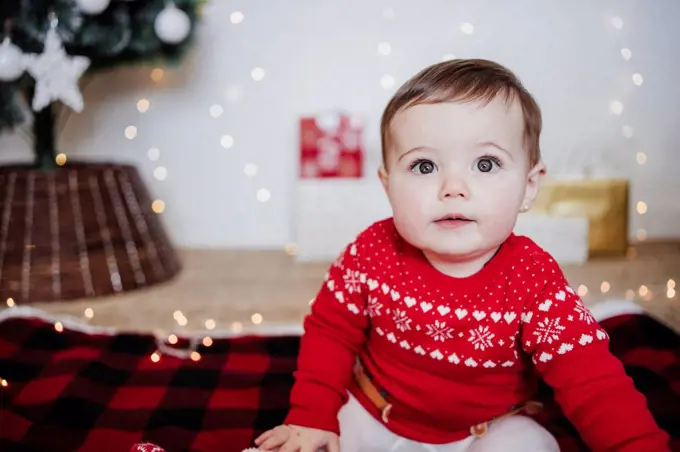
[0, 0, 203, 169]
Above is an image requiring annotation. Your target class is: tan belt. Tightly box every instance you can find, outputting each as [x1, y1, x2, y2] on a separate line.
[353, 359, 543, 438]
[353, 360, 393, 423]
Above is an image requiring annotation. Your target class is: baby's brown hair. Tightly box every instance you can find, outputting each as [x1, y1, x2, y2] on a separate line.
[380, 59, 542, 168]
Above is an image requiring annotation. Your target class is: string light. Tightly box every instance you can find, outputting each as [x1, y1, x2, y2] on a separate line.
[600, 281, 610, 293]
[173, 310, 187, 326]
[205, 319, 216, 330]
[6, 298, 14, 307]
[151, 352, 160, 362]
[151, 200, 165, 213]
[190, 351, 201, 361]
[632, 73, 643, 86]
[0, 378, 7, 387]
[209, 104, 223, 118]
[251, 67, 265, 81]
[257, 188, 271, 203]
[284, 243, 297, 256]
[230, 11, 244, 24]
[667, 288, 676, 299]
[168, 334, 178, 344]
[84, 308, 94, 319]
[251, 313, 263, 325]
[202, 337, 213, 347]
[231, 322, 243, 333]
[638, 285, 649, 297]
[124, 126, 138, 140]
[55, 153, 67, 166]
[150, 68, 164, 82]
[54, 322, 63, 332]
[244, 163, 258, 177]
[460, 23, 474, 35]
[377, 42, 391, 56]
[577, 285, 588, 296]
[154, 166, 168, 181]
[610, 23, 647, 239]
[668, 279, 676, 289]
[609, 100, 624, 115]
[147, 147, 161, 161]
[137, 99, 150, 113]
[380, 75, 395, 89]
[220, 135, 234, 149]
[625, 289, 635, 300]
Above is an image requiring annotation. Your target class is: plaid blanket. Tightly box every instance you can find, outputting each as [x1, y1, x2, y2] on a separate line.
[0, 307, 677, 452]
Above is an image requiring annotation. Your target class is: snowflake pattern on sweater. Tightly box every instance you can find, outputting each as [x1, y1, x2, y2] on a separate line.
[317, 220, 607, 372]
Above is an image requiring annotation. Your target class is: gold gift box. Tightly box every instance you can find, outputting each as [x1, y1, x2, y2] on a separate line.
[532, 178, 629, 255]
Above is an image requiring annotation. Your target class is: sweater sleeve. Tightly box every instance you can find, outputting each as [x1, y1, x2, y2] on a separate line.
[520, 254, 670, 452]
[284, 238, 370, 434]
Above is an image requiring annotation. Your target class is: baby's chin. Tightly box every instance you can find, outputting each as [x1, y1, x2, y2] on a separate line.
[416, 234, 503, 262]
[424, 244, 490, 263]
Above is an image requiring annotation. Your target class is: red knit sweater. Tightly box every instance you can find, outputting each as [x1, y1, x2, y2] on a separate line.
[285, 218, 669, 451]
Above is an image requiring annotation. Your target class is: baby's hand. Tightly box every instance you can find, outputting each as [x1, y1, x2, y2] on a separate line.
[254, 425, 291, 450]
[254, 424, 339, 452]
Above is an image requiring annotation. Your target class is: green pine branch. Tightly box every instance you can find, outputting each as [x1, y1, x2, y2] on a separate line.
[0, 82, 25, 133]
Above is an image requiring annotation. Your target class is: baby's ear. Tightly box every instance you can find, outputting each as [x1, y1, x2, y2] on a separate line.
[522, 161, 546, 209]
[378, 165, 389, 192]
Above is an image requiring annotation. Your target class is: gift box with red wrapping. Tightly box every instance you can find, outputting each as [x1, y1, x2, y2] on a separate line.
[299, 111, 364, 178]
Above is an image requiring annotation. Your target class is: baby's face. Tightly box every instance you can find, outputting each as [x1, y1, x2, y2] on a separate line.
[380, 95, 541, 264]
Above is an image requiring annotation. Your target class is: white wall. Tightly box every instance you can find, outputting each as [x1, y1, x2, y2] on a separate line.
[1, 0, 679, 249]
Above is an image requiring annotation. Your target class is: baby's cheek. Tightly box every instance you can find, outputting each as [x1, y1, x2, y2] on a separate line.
[479, 201, 519, 235]
[390, 186, 423, 215]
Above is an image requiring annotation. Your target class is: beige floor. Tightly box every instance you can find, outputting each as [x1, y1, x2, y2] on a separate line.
[6, 242, 680, 335]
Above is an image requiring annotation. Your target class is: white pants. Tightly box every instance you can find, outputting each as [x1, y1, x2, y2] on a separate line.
[338, 394, 560, 452]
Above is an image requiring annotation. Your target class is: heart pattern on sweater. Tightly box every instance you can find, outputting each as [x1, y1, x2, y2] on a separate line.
[437, 306, 451, 316]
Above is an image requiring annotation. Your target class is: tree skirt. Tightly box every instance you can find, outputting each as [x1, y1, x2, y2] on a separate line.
[0, 163, 181, 304]
[0, 301, 677, 452]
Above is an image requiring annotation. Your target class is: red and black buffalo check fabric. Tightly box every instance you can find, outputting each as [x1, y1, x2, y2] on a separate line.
[0, 311, 677, 451]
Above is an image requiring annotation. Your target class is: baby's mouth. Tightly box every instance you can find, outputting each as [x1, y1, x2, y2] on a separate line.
[434, 215, 474, 228]
[435, 214, 472, 222]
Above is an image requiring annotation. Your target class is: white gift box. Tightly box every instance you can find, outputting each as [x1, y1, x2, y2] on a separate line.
[513, 214, 589, 264]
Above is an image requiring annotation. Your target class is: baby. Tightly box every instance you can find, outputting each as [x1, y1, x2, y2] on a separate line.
[254, 59, 670, 451]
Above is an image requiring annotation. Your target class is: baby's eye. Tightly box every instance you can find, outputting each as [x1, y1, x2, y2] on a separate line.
[475, 156, 502, 173]
[410, 159, 437, 175]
